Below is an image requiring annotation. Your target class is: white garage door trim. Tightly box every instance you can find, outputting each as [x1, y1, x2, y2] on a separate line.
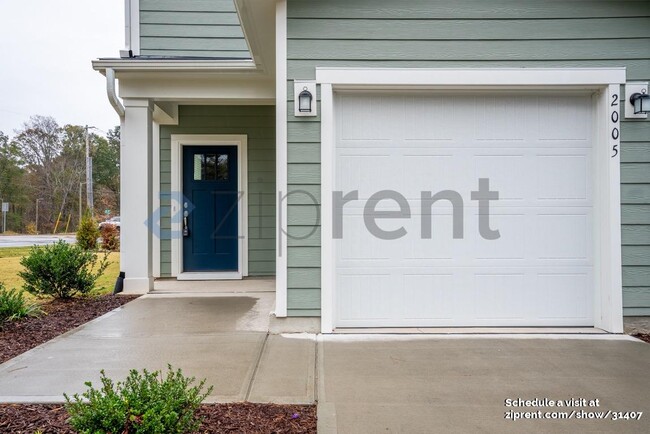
[317, 68, 625, 334]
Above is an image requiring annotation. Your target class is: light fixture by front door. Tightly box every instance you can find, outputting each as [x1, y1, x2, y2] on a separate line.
[298, 87, 313, 113]
[294, 81, 317, 117]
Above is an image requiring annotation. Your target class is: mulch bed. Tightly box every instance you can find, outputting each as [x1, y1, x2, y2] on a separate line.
[0, 295, 139, 364]
[0, 403, 317, 433]
[632, 333, 650, 344]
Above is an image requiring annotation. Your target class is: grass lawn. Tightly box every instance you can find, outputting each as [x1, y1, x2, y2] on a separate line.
[0, 246, 120, 298]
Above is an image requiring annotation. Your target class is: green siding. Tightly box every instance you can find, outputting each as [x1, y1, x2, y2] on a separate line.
[159, 105, 275, 276]
[286, 0, 650, 317]
[140, 0, 250, 59]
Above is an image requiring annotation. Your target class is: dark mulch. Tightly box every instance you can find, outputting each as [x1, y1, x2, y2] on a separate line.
[0, 295, 139, 364]
[194, 403, 317, 433]
[0, 403, 317, 434]
[632, 333, 650, 344]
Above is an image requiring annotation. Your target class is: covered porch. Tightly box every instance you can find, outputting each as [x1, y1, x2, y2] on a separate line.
[89, 64, 277, 293]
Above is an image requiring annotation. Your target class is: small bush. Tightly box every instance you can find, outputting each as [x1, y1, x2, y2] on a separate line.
[25, 222, 37, 235]
[100, 224, 120, 252]
[65, 365, 212, 434]
[0, 283, 41, 324]
[19, 241, 109, 299]
[77, 212, 101, 250]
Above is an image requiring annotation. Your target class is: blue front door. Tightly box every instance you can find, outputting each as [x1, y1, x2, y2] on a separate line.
[183, 146, 238, 271]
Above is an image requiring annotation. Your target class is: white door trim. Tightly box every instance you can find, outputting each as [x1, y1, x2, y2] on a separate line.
[171, 134, 248, 280]
[318, 68, 625, 334]
[274, 0, 288, 316]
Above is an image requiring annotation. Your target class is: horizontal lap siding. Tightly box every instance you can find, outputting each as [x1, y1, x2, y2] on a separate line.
[140, 0, 250, 59]
[159, 106, 276, 277]
[286, 0, 650, 317]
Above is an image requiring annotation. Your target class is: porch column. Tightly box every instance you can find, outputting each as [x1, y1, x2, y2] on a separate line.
[120, 98, 154, 293]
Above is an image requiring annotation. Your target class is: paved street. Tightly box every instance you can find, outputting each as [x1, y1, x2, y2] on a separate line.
[0, 234, 76, 248]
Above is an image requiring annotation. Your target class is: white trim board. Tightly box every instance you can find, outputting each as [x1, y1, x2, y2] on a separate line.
[316, 68, 626, 86]
[318, 67, 625, 334]
[170, 135, 249, 280]
[274, 0, 288, 317]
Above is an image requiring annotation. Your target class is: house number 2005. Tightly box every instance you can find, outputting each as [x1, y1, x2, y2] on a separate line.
[611, 94, 620, 158]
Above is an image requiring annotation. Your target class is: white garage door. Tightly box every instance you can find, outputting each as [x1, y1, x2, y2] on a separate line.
[334, 92, 595, 328]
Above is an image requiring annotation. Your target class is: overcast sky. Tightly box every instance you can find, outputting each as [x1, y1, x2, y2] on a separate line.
[0, 0, 123, 136]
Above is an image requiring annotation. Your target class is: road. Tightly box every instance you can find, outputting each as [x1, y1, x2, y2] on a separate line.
[0, 234, 76, 248]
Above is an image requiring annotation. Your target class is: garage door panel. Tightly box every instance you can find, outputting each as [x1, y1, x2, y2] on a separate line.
[537, 273, 592, 320]
[334, 92, 596, 328]
[401, 274, 455, 320]
[337, 273, 394, 321]
[405, 95, 457, 140]
[536, 154, 591, 201]
[475, 96, 529, 141]
[472, 273, 529, 320]
[536, 213, 591, 261]
[537, 96, 593, 142]
[339, 94, 401, 141]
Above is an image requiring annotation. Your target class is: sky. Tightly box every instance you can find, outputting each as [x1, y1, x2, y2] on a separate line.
[0, 0, 123, 136]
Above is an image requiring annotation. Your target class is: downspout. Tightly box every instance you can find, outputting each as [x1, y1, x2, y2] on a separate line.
[105, 67, 126, 294]
[106, 68, 125, 117]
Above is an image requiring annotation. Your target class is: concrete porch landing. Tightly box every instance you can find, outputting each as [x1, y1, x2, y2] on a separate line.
[152, 276, 275, 293]
[0, 292, 316, 405]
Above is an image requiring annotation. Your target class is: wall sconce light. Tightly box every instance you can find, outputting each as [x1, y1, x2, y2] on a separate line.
[625, 82, 649, 119]
[294, 81, 317, 117]
[630, 90, 649, 115]
[298, 87, 313, 113]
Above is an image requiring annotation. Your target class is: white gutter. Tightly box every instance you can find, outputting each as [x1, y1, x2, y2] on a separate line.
[92, 59, 257, 72]
[106, 68, 125, 118]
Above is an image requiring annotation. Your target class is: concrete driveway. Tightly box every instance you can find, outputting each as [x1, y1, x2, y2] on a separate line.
[317, 335, 650, 433]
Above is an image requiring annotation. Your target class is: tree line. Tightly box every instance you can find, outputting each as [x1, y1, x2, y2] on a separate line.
[0, 115, 120, 234]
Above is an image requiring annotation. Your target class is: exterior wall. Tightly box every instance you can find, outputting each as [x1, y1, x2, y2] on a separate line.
[285, 0, 650, 316]
[139, 0, 251, 59]
[159, 105, 276, 276]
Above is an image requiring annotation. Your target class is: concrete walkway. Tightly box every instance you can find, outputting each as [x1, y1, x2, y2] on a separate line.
[0, 293, 316, 404]
[0, 292, 649, 433]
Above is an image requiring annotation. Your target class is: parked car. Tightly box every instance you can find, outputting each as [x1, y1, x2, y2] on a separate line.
[99, 216, 120, 231]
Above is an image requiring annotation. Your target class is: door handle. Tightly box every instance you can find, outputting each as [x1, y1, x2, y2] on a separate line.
[183, 211, 189, 237]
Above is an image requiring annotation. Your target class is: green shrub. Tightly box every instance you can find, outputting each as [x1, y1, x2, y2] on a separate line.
[19, 241, 109, 299]
[0, 283, 41, 324]
[65, 365, 212, 434]
[77, 212, 101, 250]
[100, 224, 120, 252]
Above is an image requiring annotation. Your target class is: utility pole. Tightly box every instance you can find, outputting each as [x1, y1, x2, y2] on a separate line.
[85, 126, 94, 216]
[79, 182, 85, 225]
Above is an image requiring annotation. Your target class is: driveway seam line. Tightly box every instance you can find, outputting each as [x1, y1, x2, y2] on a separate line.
[244, 332, 269, 402]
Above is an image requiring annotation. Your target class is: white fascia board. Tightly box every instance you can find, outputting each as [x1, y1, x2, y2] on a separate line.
[92, 59, 257, 73]
[315, 68, 626, 86]
[118, 76, 274, 101]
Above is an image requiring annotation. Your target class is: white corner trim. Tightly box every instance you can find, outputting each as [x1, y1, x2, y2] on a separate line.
[320, 83, 334, 333]
[275, 0, 288, 317]
[170, 134, 248, 279]
[316, 68, 626, 87]
[128, 0, 140, 56]
[318, 68, 625, 333]
[152, 121, 160, 278]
